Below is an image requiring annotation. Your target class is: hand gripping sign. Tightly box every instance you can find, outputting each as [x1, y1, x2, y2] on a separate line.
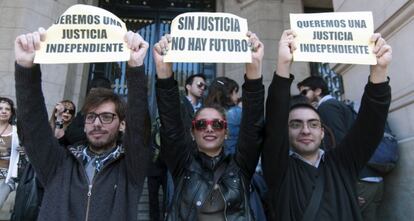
[34, 4, 130, 64]
[290, 11, 376, 65]
[164, 12, 252, 63]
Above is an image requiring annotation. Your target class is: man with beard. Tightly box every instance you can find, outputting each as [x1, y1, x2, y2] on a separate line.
[14, 27, 150, 221]
[262, 30, 392, 221]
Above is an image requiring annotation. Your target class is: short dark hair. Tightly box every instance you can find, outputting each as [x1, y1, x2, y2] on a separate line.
[289, 102, 320, 119]
[205, 77, 239, 109]
[90, 76, 112, 90]
[193, 104, 227, 122]
[0, 97, 16, 124]
[82, 88, 126, 121]
[297, 76, 330, 97]
[184, 73, 206, 95]
[290, 94, 310, 108]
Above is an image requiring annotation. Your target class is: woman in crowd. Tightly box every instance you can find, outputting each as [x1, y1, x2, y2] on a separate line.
[49, 100, 76, 145]
[205, 77, 242, 155]
[153, 32, 264, 220]
[0, 97, 20, 209]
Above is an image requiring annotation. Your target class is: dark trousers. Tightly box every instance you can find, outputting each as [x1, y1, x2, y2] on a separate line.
[148, 174, 167, 221]
[357, 180, 384, 221]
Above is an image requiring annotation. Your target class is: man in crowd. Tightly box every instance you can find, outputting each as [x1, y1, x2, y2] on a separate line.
[298, 76, 386, 221]
[64, 76, 112, 145]
[262, 29, 392, 221]
[297, 76, 354, 149]
[14, 28, 150, 221]
[181, 74, 206, 132]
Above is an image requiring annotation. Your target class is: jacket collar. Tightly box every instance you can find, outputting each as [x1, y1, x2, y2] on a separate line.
[194, 149, 227, 172]
[69, 143, 125, 169]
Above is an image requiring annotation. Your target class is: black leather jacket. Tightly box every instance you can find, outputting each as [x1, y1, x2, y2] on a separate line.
[156, 75, 264, 221]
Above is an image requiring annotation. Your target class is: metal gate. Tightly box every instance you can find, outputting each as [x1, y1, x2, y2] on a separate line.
[88, 0, 216, 119]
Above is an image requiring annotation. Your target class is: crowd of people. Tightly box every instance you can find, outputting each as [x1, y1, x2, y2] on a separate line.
[0, 25, 392, 221]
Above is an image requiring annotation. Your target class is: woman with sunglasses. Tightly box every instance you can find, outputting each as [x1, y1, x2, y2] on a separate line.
[0, 97, 20, 210]
[49, 100, 76, 145]
[153, 31, 264, 221]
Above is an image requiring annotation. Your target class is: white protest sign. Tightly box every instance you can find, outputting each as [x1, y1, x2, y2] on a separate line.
[164, 12, 251, 63]
[290, 11, 376, 65]
[34, 4, 130, 64]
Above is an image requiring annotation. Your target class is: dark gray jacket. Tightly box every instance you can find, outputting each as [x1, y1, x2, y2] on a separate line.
[15, 63, 149, 221]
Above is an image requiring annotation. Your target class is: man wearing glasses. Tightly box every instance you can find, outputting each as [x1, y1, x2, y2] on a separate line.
[262, 30, 392, 221]
[14, 28, 150, 221]
[181, 74, 207, 133]
[296, 76, 354, 149]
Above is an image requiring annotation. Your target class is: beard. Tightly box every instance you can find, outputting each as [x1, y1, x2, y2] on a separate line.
[87, 129, 119, 153]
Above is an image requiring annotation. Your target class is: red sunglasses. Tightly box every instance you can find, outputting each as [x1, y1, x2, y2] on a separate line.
[192, 119, 227, 131]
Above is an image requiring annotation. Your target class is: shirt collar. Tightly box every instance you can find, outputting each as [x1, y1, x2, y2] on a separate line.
[317, 94, 335, 107]
[186, 96, 202, 112]
[289, 148, 325, 168]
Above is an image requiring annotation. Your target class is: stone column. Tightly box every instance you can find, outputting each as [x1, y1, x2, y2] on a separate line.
[216, 0, 310, 94]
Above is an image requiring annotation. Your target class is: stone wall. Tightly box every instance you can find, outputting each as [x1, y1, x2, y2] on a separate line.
[0, 0, 94, 116]
[332, 0, 414, 220]
[216, 0, 310, 95]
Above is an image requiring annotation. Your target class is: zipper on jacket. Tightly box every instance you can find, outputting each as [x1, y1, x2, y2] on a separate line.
[85, 184, 92, 221]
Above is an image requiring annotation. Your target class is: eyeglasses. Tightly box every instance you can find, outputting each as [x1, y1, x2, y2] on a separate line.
[85, 112, 117, 124]
[63, 108, 75, 115]
[288, 120, 321, 130]
[300, 89, 310, 96]
[196, 81, 206, 90]
[192, 119, 227, 131]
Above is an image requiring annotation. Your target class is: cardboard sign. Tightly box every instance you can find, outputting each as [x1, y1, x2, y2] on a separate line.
[34, 4, 129, 64]
[290, 11, 376, 65]
[164, 12, 251, 63]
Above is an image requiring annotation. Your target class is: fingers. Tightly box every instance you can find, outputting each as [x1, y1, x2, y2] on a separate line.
[372, 33, 385, 54]
[153, 42, 163, 56]
[279, 29, 297, 53]
[247, 31, 261, 52]
[282, 29, 297, 39]
[160, 35, 171, 55]
[153, 34, 171, 56]
[24, 33, 35, 52]
[376, 44, 392, 58]
[124, 31, 149, 53]
[38, 27, 47, 41]
[370, 33, 381, 44]
[371, 33, 392, 58]
[16, 30, 43, 52]
[32, 31, 41, 50]
[16, 34, 28, 51]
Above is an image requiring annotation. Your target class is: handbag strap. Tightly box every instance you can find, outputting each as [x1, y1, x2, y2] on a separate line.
[302, 168, 325, 221]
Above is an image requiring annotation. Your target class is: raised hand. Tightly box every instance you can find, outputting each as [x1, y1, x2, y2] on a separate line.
[124, 31, 149, 67]
[246, 31, 264, 80]
[15, 27, 46, 68]
[54, 103, 65, 121]
[153, 35, 173, 79]
[277, 29, 297, 78]
[370, 33, 392, 83]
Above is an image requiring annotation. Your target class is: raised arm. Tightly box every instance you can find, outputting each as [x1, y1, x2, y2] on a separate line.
[262, 30, 295, 190]
[14, 28, 65, 185]
[333, 33, 392, 172]
[122, 31, 151, 186]
[153, 35, 190, 176]
[234, 32, 265, 178]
